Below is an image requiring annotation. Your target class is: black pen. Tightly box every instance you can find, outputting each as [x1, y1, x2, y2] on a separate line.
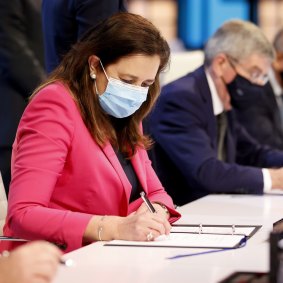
[60, 258, 74, 267]
[140, 192, 156, 213]
[0, 247, 73, 267]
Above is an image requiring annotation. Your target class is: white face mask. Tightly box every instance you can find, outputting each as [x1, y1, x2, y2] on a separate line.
[96, 61, 149, 118]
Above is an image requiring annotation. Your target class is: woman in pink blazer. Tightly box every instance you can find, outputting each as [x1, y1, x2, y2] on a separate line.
[4, 13, 180, 252]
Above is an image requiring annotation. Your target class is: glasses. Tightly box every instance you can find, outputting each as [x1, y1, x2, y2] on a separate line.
[228, 56, 269, 85]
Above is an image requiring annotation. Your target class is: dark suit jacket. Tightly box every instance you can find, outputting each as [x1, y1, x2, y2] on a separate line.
[234, 82, 283, 150]
[42, 0, 127, 73]
[148, 66, 283, 205]
[0, 0, 45, 147]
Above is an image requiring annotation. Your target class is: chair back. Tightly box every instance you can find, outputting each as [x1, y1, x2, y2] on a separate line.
[161, 50, 204, 86]
[0, 172, 7, 236]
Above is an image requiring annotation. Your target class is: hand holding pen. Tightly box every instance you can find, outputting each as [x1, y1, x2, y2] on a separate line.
[140, 192, 156, 213]
[0, 241, 69, 283]
[139, 192, 170, 219]
[0, 238, 74, 267]
[88, 192, 171, 242]
[137, 192, 171, 240]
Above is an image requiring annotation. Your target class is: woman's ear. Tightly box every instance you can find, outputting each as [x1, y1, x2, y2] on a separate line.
[88, 55, 100, 73]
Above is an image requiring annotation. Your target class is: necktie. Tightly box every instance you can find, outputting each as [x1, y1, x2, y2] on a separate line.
[275, 95, 283, 129]
[216, 112, 227, 161]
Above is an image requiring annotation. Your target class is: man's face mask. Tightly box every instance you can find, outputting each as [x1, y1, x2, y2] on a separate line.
[226, 74, 265, 109]
[96, 61, 148, 118]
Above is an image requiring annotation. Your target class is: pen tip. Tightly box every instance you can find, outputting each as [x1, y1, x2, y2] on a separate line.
[61, 258, 74, 267]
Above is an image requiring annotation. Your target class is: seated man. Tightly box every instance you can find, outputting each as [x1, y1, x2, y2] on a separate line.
[232, 28, 283, 150]
[148, 20, 283, 206]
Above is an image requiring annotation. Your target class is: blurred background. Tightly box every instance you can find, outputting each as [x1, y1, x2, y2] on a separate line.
[128, 0, 283, 51]
[2, 0, 283, 192]
[127, 0, 283, 85]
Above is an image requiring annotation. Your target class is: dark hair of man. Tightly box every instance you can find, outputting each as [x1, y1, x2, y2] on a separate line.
[32, 13, 170, 157]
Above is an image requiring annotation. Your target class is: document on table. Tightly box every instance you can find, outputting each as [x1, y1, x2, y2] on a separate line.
[105, 225, 260, 249]
[106, 233, 246, 249]
[171, 224, 260, 237]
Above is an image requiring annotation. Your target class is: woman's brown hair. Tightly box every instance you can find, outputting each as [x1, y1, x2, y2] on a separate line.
[32, 13, 170, 157]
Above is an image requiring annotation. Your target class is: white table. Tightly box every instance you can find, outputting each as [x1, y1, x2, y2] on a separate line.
[52, 195, 283, 283]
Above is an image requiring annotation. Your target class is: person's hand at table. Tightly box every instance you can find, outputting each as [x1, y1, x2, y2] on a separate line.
[135, 202, 170, 220]
[0, 241, 62, 283]
[115, 209, 171, 241]
[84, 209, 172, 243]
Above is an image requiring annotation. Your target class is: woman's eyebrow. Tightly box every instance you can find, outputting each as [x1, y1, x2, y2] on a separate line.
[120, 73, 155, 82]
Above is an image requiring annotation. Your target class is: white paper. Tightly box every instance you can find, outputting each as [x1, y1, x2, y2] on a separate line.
[107, 233, 245, 249]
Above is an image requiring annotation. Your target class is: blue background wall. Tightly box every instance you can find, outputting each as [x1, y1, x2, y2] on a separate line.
[178, 0, 258, 49]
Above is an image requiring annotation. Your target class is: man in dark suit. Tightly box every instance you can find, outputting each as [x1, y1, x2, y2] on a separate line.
[42, 0, 127, 73]
[148, 20, 283, 206]
[0, 0, 45, 194]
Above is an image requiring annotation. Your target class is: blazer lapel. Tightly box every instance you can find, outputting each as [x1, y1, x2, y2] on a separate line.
[194, 66, 217, 149]
[101, 142, 132, 202]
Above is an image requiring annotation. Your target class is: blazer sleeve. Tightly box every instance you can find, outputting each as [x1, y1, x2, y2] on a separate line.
[142, 149, 181, 223]
[150, 86, 265, 195]
[6, 85, 93, 252]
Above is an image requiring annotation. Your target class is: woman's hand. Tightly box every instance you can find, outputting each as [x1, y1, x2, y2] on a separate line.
[114, 206, 171, 241]
[84, 203, 171, 243]
[136, 202, 170, 220]
[0, 241, 62, 283]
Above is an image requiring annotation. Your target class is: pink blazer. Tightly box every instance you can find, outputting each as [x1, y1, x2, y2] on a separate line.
[4, 82, 180, 252]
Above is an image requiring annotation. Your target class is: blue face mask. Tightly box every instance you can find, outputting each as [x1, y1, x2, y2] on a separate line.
[96, 61, 149, 118]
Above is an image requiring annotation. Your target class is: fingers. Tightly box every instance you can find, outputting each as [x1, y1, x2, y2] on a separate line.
[147, 213, 171, 236]
[152, 212, 171, 234]
[24, 240, 62, 258]
[118, 212, 172, 241]
[128, 211, 137, 216]
[146, 231, 154, 241]
[11, 241, 62, 283]
[30, 241, 62, 277]
[131, 212, 171, 240]
[135, 203, 149, 215]
[32, 261, 59, 283]
[137, 203, 171, 234]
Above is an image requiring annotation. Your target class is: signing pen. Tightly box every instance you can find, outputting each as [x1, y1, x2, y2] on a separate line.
[0, 249, 74, 267]
[60, 258, 74, 267]
[140, 192, 156, 213]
